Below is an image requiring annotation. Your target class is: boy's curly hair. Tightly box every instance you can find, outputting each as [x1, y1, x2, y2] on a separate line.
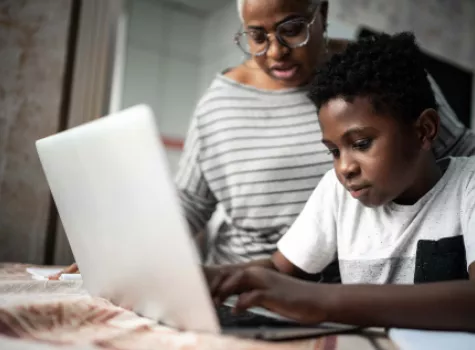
[309, 32, 437, 122]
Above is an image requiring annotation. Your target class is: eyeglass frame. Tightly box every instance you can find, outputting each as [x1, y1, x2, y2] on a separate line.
[233, 6, 321, 57]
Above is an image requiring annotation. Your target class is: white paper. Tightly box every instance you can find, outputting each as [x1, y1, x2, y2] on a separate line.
[26, 267, 81, 281]
[26, 267, 63, 280]
[389, 328, 475, 350]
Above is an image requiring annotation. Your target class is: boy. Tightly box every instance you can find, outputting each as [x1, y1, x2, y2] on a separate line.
[209, 32, 475, 331]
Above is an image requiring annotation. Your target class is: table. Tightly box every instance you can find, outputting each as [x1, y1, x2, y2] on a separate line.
[0, 263, 397, 350]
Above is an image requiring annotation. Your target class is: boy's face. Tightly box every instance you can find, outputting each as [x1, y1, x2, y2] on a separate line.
[319, 96, 426, 207]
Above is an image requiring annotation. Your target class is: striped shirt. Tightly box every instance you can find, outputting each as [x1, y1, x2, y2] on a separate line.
[175, 73, 475, 265]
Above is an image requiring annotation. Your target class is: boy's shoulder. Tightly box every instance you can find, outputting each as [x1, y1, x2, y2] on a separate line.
[445, 157, 475, 182]
[312, 168, 349, 205]
[454, 156, 475, 187]
[452, 156, 475, 168]
[437, 157, 475, 201]
[318, 168, 341, 191]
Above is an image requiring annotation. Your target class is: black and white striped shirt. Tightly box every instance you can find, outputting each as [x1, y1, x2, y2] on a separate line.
[175, 74, 475, 264]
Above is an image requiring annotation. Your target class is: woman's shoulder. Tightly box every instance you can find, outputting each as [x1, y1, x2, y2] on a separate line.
[223, 64, 249, 84]
[197, 72, 244, 105]
[200, 63, 255, 97]
[222, 61, 259, 85]
[196, 62, 265, 107]
[193, 65, 258, 120]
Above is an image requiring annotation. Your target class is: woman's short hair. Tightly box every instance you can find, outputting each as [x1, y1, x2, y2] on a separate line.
[237, 0, 322, 23]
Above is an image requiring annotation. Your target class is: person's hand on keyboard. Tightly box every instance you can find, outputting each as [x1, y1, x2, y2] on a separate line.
[212, 266, 328, 325]
[203, 265, 238, 298]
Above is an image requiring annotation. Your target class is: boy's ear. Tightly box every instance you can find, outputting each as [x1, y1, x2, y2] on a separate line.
[415, 109, 440, 151]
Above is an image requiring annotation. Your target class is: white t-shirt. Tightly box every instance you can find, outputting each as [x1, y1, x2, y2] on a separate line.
[278, 157, 475, 284]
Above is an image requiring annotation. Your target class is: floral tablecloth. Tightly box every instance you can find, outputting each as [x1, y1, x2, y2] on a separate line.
[0, 263, 397, 350]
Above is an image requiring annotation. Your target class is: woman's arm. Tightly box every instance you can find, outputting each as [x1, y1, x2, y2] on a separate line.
[175, 113, 218, 236]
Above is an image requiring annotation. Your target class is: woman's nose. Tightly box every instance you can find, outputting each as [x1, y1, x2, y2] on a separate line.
[266, 35, 289, 60]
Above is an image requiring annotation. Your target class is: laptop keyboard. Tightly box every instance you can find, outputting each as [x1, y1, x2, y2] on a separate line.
[217, 304, 302, 328]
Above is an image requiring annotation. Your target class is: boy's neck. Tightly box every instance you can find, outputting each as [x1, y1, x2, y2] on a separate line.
[393, 157, 444, 206]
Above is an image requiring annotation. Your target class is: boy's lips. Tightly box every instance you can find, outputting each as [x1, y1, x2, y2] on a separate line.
[347, 185, 371, 199]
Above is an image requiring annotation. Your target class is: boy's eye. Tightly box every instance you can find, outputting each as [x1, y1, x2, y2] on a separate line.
[352, 139, 372, 151]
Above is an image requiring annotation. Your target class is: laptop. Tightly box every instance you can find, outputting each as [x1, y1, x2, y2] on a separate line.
[36, 104, 358, 340]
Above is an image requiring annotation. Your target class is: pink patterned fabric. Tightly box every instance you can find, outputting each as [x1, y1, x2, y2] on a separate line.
[0, 264, 394, 350]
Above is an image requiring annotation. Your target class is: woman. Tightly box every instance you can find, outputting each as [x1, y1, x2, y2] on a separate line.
[53, 0, 475, 277]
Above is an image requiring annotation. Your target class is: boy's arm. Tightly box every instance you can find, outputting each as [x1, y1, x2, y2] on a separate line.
[205, 251, 317, 296]
[214, 168, 475, 330]
[206, 171, 339, 291]
[323, 169, 475, 331]
[214, 264, 475, 332]
[321, 266, 475, 331]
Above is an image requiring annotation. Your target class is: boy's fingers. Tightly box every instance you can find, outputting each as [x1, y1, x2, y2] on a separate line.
[235, 290, 299, 322]
[210, 271, 228, 297]
[234, 290, 267, 313]
[212, 272, 237, 305]
[214, 270, 254, 305]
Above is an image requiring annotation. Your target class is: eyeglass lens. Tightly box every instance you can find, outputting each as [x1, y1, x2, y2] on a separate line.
[237, 20, 309, 55]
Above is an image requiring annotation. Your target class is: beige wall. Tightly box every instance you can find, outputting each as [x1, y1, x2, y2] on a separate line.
[0, 0, 73, 263]
[52, 0, 123, 265]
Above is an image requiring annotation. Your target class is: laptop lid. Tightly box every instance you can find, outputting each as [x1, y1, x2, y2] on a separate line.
[36, 104, 220, 333]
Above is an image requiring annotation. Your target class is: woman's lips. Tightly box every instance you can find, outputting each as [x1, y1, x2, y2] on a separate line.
[270, 65, 299, 80]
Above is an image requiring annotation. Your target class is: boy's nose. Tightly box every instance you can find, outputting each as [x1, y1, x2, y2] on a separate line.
[337, 154, 359, 180]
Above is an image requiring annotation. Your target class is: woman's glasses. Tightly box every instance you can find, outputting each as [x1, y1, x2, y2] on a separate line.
[234, 10, 319, 57]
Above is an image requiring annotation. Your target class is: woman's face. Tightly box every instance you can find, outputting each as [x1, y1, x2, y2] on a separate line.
[241, 0, 328, 88]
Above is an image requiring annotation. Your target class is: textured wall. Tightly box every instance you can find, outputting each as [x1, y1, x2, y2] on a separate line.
[330, 0, 475, 71]
[0, 0, 72, 263]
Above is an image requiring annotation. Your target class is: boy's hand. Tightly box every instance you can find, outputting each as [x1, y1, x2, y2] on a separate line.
[48, 263, 79, 280]
[213, 266, 329, 324]
[203, 265, 238, 296]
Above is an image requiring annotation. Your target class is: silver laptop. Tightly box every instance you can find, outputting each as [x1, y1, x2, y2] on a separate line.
[36, 104, 357, 340]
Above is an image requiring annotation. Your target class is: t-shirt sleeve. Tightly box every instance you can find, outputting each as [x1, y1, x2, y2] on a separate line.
[277, 170, 338, 274]
[462, 169, 475, 269]
[175, 111, 217, 236]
